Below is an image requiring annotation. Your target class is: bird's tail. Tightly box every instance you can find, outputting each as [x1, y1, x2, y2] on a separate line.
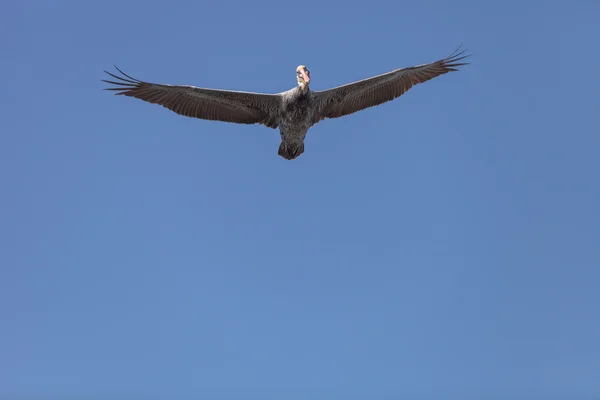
[278, 141, 305, 160]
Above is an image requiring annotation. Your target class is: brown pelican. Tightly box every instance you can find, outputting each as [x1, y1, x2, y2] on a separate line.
[103, 46, 469, 160]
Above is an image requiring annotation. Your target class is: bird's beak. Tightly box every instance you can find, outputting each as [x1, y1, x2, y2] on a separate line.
[301, 70, 310, 83]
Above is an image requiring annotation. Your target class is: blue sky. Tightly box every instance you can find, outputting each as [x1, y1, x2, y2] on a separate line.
[1, 1, 599, 399]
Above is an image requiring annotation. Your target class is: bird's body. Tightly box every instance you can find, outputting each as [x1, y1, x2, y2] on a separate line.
[103, 46, 469, 160]
[278, 85, 313, 159]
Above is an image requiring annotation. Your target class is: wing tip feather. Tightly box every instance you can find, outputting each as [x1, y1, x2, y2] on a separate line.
[442, 43, 472, 70]
[102, 65, 144, 92]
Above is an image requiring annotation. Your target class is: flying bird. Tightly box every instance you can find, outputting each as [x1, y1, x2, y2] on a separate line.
[103, 46, 469, 160]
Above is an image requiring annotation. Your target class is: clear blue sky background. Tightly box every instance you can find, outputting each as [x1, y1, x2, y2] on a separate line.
[1, 1, 599, 399]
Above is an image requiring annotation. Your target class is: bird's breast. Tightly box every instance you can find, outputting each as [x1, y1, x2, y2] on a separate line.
[283, 95, 313, 121]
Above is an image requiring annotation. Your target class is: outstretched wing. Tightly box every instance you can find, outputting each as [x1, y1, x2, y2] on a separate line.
[103, 66, 281, 129]
[311, 46, 469, 123]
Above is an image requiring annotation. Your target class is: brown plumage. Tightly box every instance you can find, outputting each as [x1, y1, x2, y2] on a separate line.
[103, 45, 469, 160]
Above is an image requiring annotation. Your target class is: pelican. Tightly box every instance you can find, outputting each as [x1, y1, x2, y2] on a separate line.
[103, 46, 469, 160]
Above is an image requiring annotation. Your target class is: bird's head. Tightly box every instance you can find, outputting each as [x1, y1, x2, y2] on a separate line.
[296, 65, 310, 86]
